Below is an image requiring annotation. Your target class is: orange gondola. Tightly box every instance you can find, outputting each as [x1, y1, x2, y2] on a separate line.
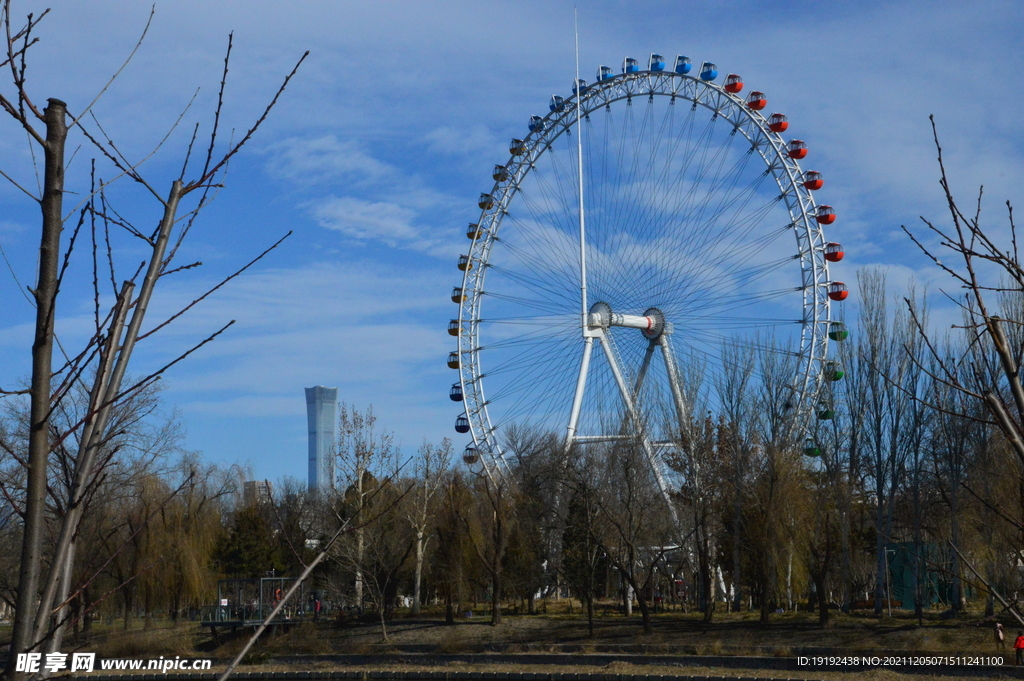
[828, 282, 849, 301]
[803, 171, 824, 191]
[768, 113, 789, 133]
[815, 205, 836, 225]
[824, 242, 844, 262]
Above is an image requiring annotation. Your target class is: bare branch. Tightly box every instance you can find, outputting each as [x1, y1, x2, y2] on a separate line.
[66, 5, 154, 129]
[184, 49, 309, 194]
[138, 230, 291, 341]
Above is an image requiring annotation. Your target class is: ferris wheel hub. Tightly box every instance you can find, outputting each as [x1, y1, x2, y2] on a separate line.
[587, 302, 669, 340]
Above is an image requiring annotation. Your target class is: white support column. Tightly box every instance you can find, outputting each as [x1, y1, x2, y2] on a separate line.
[564, 336, 594, 452]
[633, 339, 657, 398]
[598, 333, 681, 529]
[658, 333, 690, 444]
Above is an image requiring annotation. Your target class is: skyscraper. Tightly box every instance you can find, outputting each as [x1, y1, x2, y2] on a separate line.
[305, 386, 337, 491]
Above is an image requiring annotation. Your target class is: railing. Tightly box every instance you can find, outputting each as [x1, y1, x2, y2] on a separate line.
[199, 604, 310, 624]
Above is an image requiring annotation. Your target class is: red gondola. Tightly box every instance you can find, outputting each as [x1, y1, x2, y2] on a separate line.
[828, 282, 849, 301]
[724, 74, 743, 93]
[815, 205, 836, 225]
[824, 242, 844, 262]
[767, 113, 788, 133]
[803, 171, 824, 191]
[745, 91, 766, 110]
[787, 139, 808, 159]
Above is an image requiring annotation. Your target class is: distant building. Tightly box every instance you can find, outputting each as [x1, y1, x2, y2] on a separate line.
[305, 386, 338, 491]
[243, 479, 273, 507]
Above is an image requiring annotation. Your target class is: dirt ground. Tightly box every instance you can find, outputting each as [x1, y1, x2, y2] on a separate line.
[6, 607, 1018, 679]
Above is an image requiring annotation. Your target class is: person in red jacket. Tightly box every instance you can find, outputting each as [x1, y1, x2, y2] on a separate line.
[1014, 630, 1024, 665]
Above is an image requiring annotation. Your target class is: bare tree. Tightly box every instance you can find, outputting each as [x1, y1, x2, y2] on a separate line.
[336, 403, 398, 608]
[0, 3, 306, 669]
[900, 116, 1024, 617]
[406, 438, 451, 616]
[588, 441, 673, 635]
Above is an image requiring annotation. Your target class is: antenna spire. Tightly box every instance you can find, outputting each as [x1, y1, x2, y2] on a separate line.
[574, 7, 588, 328]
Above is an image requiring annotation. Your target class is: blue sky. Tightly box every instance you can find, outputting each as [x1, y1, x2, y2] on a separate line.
[0, 1, 1021, 483]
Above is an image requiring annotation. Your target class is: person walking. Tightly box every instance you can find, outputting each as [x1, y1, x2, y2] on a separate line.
[1014, 630, 1024, 665]
[995, 622, 1005, 651]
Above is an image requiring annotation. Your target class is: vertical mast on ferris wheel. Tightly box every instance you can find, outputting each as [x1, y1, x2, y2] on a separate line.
[565, 7, 594, 450]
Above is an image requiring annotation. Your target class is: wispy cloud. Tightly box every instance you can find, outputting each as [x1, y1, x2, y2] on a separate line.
[263, 135, 395, 184]
[310, 197, 419, 245]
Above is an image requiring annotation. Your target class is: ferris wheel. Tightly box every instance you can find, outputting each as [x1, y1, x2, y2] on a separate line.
[448, 54, 847, 484]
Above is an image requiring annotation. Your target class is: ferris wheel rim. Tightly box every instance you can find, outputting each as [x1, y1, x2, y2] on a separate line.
[455, 68, 834, 459]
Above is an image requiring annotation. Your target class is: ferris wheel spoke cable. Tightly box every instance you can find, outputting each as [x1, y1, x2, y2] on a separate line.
[489, 227, 578, 301]
[486, 261, 578, 309]
[477, 324, 577, 350]
[673, 223, 793, 306]
[489, 345, 581, 429]
[651, 158, 773, 305]
[482, 291, 570, 316]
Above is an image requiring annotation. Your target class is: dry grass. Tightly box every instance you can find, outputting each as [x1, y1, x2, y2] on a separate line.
[7, 606, 1017, 679]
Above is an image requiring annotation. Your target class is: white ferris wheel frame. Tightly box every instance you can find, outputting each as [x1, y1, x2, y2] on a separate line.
[455, 68, 834, 478]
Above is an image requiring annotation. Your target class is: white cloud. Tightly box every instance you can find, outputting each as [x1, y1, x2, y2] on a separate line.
[424, 125, 501, 158]
[263, 135, 394, 184]
[309, 196, 422, 246]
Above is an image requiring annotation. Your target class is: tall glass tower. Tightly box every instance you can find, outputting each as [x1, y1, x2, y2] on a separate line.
[305, 386, 337, 491]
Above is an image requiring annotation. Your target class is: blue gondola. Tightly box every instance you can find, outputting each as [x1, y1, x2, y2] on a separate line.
[597, 65, 613, 81]
[649, 54, 666, 71]
[450, 383, 463, 402]
[573, 78, 588, 96]
[455, 414, 470, 433]
[622, 57, 639, 74]
[674, 55, 692, 74]
[700, 62, 718, 81]
[529, 115, 546, 133]
[549, 95, 565, 112]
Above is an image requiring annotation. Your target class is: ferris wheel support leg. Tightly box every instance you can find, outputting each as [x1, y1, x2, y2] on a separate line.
[597, 334, 681, 531]
[633, 340, 657, 398]
[564, 336, 595, 453]
[657, 334, 691, 443]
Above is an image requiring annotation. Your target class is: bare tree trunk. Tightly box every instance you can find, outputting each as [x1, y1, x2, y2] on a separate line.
[840, 504, 851, 613]
[41, 180, 183, 652]
[490, 564, 502, 625]
[412, 530, 424, 616]
[731, 488, 743, 612]
[635, 588, 653, 635]
[11, 98, 67, 664]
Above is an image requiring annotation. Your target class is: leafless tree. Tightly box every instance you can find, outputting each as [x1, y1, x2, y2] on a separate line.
[336, 403, 399, 607]
[900, 116, 1024, 617]
[406, 438, 451, 616]
[0, 2, 306, 670]
[588, 440, 673, 634]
